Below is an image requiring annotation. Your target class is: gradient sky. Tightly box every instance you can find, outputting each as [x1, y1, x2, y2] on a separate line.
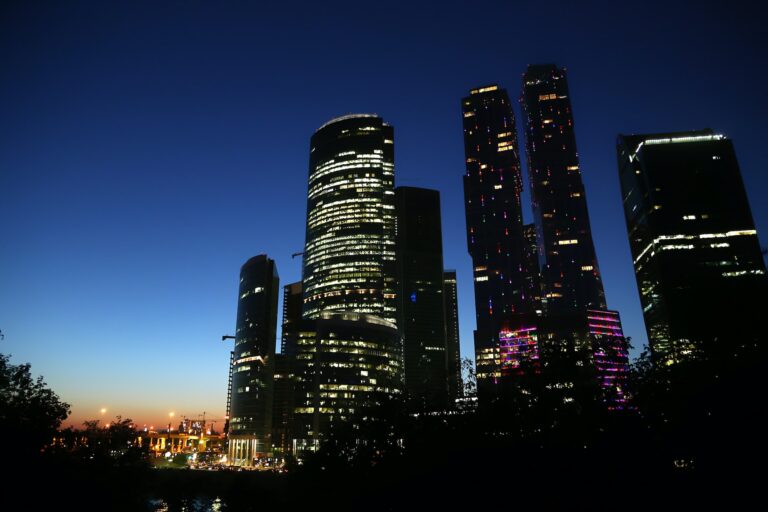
[1, 0, 766, 428]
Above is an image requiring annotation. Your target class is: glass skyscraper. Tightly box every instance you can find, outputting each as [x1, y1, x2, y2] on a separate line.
[291, 313, 401, 452]
[293, 114, 403, 452]
[617, 129, 767, 363]
[301, 114, 396, 324]
[461, 85, 533, 396]
[228, 254, 279, 466]
[443, 270, 462, 402]
[520, 65, 606, 314]
[395, 186, 449, 411]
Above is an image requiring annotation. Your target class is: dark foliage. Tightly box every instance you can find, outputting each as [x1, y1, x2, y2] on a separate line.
[0, 351, 70, 458]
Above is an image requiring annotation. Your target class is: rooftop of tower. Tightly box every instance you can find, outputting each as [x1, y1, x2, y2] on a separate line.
[469, 84, 499, 95]
[316, 113, 380, 132]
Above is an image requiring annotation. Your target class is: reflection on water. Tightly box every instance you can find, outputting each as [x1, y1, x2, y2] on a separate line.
[148, 497, 226, 512]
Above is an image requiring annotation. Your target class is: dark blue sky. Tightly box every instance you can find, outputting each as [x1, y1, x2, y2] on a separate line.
[2, 0, 765, 426]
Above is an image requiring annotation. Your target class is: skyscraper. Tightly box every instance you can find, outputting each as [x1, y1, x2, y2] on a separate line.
[617, 130, 767, 363]
[281, 281, 302, 356]
[228, 255, 279, 466]
[301, 114, 397, 324]
[395, 186, 449, 411]
[461, 85, 533, 397]
[272, 281, 302, 455]
[443, 270, 462, 401]
[520, 65, 606, 314]
[293, 115, 403, 451]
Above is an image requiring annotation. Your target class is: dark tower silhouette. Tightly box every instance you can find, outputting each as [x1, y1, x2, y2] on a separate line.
[443, 270, 462, 402]
[228, 254, 279, 466]
[617, 129, 767, 363]
[395, 186, 449, 411]
[461, 85, 533, 399]
[521, 65, 606, 314]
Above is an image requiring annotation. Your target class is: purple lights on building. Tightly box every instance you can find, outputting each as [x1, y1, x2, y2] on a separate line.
[588, 309, 630, 410]
[499, 326, 540, 377]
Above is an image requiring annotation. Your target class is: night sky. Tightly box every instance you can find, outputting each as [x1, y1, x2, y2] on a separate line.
[2, 1, 765, 427]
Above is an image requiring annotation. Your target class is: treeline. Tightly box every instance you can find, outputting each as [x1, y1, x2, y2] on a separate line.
[3, 338, 766, 510]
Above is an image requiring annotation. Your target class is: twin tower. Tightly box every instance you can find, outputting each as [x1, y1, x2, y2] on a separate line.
[227, 114, 460, 464]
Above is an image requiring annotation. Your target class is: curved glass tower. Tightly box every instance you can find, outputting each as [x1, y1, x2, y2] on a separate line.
[228, 254, 279, 466]
[301, 114, 396, 324]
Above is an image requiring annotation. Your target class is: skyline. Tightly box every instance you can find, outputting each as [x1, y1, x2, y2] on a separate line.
[2, 1, 767, 428]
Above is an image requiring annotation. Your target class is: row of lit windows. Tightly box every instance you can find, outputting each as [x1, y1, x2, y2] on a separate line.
[633, 230, 758, 265]
[308, 178, 384, 201]
[311, 156, 386, 181]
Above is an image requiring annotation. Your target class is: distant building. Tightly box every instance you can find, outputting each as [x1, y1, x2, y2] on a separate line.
[271, 353, 297, 456]
[281, 281, 302, 356]
[228, 255, 279, 466]
[272, 281, 302, 455]
[291, 313, 402, 453]
[395, 186, 449, 411]
[520, 64, 606, 314]
[461, 84, 533, 403]
[301, 114, 397, 324]
[443, 270, 462, 401]
[617, 130, 767, 363]
[587, 309, 629, 410]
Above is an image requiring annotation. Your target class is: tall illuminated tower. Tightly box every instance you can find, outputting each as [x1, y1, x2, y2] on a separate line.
[461, 85, 533, 397]
[293, 115, 403, 452]
[301, 114, 396, 323]
[228, 254, 279, 466]
[617, 129, 767, 363]
[521, 65, 606, 314]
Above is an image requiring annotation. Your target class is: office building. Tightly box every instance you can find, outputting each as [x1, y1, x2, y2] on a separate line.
[291, 312, 402, 453]
[281, 281, 302, 356]
[520, 65, 606, 314]
[617, 130, 767, 363]
[228, 255, 279, 466]
[443, 270, 462, 401]
[395, 186, 449, 411]
[294, 115, 403, 451]
[301, 114, 397, 324]
[461, 85, 533, 399]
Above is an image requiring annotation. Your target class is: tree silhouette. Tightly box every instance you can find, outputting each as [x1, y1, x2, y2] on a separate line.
[0, 351, 70, 458]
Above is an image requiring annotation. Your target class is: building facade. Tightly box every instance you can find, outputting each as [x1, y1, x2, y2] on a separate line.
[443, 270, 462, 401]
[461, 85, 533, 400]
[291, 313, 402, 453]
[520, 65, 606, 314]
[301, 114, 397, 324]
[395, 186, 449, 411]
[523, 222, 544, 315]
[228, 255, 279, 466]
[617, 130, 767, 363]
[281, 281, 302, 356]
